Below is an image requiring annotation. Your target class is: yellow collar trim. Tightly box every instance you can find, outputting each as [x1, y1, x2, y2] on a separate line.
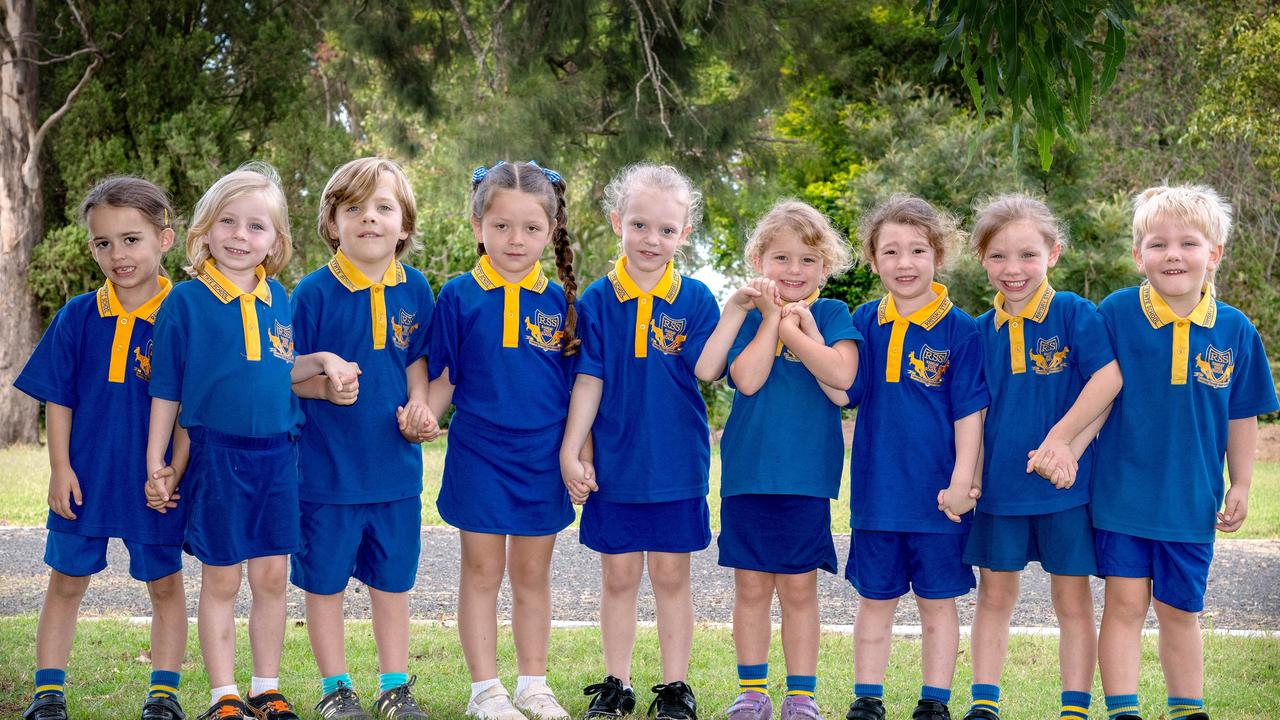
[993, 278, 1055, 374]
[470, 256, 548, 348]
[329, 250, 406, 350]
[1139, 281, 1217, 385]
[96, 277, 173, 383]
[776, 288, 823, 356]
[197, 261, 272, 361]
[607, 257, 682, 358]
[875, 283, 952, 382]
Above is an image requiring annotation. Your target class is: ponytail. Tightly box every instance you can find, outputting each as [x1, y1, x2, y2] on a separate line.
[549, 177, 580, 357]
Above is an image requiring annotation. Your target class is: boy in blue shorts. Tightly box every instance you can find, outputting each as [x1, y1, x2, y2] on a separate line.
[290, 158, 436, 720]
[1090, 185, 1278, 720]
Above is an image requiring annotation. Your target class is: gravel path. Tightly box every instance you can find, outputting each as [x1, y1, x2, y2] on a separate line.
[1, 527, 1277, 630]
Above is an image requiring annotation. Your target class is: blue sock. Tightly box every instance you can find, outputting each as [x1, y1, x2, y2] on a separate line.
[738, 663, 768, 694]
[1105, 694, 1139, 719]
[380, 672, 409, 693]
[854, 683, 884, 700]
[786, 675, 816, 698]
[149, 670, 181, 699]
[921, 685, 951, 705]
[322, 674, 353, 696]
[1060, 691, 1091, 719]
[34, 668, 66, 699]
[1168, 696, 1204, 719]
[970, 684, 999, 715]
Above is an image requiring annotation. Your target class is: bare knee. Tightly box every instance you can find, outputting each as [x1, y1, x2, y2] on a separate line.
[601, 556, 643, 596]
[1051, 578, 1095, 624]
[775, 574, 817, 612]
[646, 556, 690, 597]
[977, 572, 1020, 614]
[147, 572, 185, 605]
[1153, 600, 1199, 630]
[916, 597, 958, 630]
[735, 571, 776, 607]
[463, 551, 507, 594]
[47, 571, 91, 602]
[246, 558, 286, 598]
[201, 566, 243, 602]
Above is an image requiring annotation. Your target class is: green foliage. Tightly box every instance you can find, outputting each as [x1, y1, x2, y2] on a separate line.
[1189, 10, 1280, 174]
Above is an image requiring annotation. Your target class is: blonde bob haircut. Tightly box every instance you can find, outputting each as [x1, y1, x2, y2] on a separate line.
[970, 194, 1068, 257]
[857, 193, 963, 267]
[745, 199, 852, 279]
[1132, 184, 1233, 250]
[185, 161, 293, 276]
[318, 157, 419, 259]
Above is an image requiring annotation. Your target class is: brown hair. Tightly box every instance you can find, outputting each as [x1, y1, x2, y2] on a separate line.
[79, 176, 176, 233]
[471, 161, 580, 356]
[970, 194, 1067, 256]
[318, 157, 419, 259]
[857, 193, 962, 267]
[745, 199, 852, 279]
[185, 161, 293, 277]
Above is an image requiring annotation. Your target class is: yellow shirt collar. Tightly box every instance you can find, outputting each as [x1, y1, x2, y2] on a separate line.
[1140, 281, 1216, 385]
[607, 256, 681, 304]
[993, 278, 1055, 329]
[876, 283, 952, 383]
[96, 276, 173, 324]
[197, 261, 272, 361]
[329, 249, 404, 290]
[470, 256, 548, 349]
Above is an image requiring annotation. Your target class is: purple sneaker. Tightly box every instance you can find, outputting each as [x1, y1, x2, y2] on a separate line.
[726, 691, 773, 720]
[781, 695, 823, 720]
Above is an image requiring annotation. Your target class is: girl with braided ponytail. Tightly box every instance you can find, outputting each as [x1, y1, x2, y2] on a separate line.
[425, 160, 579, 720]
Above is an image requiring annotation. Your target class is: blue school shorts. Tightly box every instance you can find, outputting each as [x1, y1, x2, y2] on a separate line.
[44, 530, 182, 582]
[291, 497, 422, 594]
[963, 504, 1097, 576]
[846, 529, 975, 600]
[718, 494, 837, 574]
[580, 496, 711, 554]
[1094, 529, 1214, 613]
[183, 427, 300, 566]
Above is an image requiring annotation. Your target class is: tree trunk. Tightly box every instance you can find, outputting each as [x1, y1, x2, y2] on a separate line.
[0, 0, 42, 445]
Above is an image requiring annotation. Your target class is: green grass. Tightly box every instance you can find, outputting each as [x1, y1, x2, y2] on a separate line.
[0, 618, 1276, 719]
[3, 443, 1277, 539]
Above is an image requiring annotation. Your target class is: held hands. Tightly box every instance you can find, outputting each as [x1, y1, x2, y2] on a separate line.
[1216, 485, 1249, 532]
[779, 302, 818, 336]
[937, 482, 980, 523]
[560, 455, 598, 505]
[48, 465, 82, 521]
[1026, 439, 1078, 489]
[144, 463, 182, 514]
[396, 400, 441, 443]
[324, 359, 362, 406]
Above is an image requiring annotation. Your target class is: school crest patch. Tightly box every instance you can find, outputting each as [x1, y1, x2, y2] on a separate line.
[907, 344, 950, 387]
[133, 341, 153, 382]
[1030, 336, 1070, 375]
[392, 309, 420, 350]
[1194, 345, 1234, 389]
[268, 320, 295, 363]
[525, 309, 564, 351]
[650, 313, 688, 355]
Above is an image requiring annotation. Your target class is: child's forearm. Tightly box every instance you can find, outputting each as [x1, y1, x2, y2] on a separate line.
[695, 303, 750, 382]
[146, 398, 181, 470]
[816, 380, 851, 406]
[290, 350, 340, 383]
[45, 402, 73, 473]
[951, 410, 984, 488]
[560, 374, 603, 462]
[1226, 416, 1260, 491]
[426, 370, 456, 422]
[1066, 402, 1112, 459]
[1045, 360, 1122, 444]
[170, 423, 191, 477]
[728, 314, 782, 395]
[291, 375, 330, 399]
[779, 326, 858, 390]
[405, 358, 429, 403]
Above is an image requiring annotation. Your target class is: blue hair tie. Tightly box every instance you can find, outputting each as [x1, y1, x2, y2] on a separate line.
[527, 160, 562, 185]
[471, 160, 508, 185]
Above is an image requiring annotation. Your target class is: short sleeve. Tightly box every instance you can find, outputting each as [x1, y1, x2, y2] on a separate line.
[947, 328, 989, 421]
[288, 282, 321, 357]
[149, 296, 188, 401]
[680, 284, 721, 373]
[1228, 324, 1280, 419]
[846, 302, 875, 407]
[406, 277, 436, 365]
[1069, 297, 1115, 378]
[426, 285, 458, 383]
[574, 290, 606, 379]
[14, 305, 80, 407]
[817, 301, 861, 347]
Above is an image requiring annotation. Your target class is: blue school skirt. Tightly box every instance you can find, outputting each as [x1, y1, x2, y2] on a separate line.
[718, 493, 837, 574]
[579, 496, 711, 554]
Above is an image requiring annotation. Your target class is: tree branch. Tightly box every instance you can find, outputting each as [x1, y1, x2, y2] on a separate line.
[22, 0, 101, 185]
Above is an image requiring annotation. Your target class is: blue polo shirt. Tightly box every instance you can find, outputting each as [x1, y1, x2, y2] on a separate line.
[720, 297, 861, 498]
[1093, 283, 1279, 543]
[15, 279, 187, 545]
[428, 256, 574, 430]
[292, 251, 435, 504]
[150, 261, 301, 437]
[576, 258, 720, 503]
[847, 284, 989, 534]
[976, 281, 1114, 515]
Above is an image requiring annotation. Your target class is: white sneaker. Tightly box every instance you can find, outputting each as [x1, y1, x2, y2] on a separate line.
[468, 684, 528, 720]
[514, 681, 570, 720]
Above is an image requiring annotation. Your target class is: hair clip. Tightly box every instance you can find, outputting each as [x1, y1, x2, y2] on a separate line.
[527, 160, 562, 185]
[471, 160, 508, 185]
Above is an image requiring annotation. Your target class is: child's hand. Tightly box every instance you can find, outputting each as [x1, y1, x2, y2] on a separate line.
[1216, 486, 1250, 532]
[397, 400, 441, 443]
[48, 465, 82, 521]
[937, 484, 978, 523]
[780, 302, 818, 335]
[561, 457, 598, 505]
[145, 465, 182, 514]
[749, 278, 782, 317]
[1026, 445, 1078, 489]
[727, 283, 764, 313]
[323, 359, 362, 406]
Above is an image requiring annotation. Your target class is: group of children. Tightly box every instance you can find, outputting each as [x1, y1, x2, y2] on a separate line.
[15, 155, 1275, 720]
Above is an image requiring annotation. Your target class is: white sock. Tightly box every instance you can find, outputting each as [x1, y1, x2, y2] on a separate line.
[250, 676, 278, 697]
[470, 678, 502, 702]
[210, 685, 239, 706]
[516, 675, 546, 697]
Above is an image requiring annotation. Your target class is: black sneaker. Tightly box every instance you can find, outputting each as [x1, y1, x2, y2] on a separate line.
[23, 695, 68, 720]
[912, 700, 950, 720]
[316, 682, 370, 720]
[373, 676, 428, 719]
[142, 695, 186, 720]
[960, 708, 998, 720]
[247, 691, 301, 720]
[647, 682, 696, 720]
[583, 676, 636, 719]
[844, 697, 884, 720]
[197, 696, 252, 720]
[1184, 714, 1209, 720]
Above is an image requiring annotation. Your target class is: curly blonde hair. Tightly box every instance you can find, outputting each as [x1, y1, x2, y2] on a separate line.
[745, 199, 852, 278]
